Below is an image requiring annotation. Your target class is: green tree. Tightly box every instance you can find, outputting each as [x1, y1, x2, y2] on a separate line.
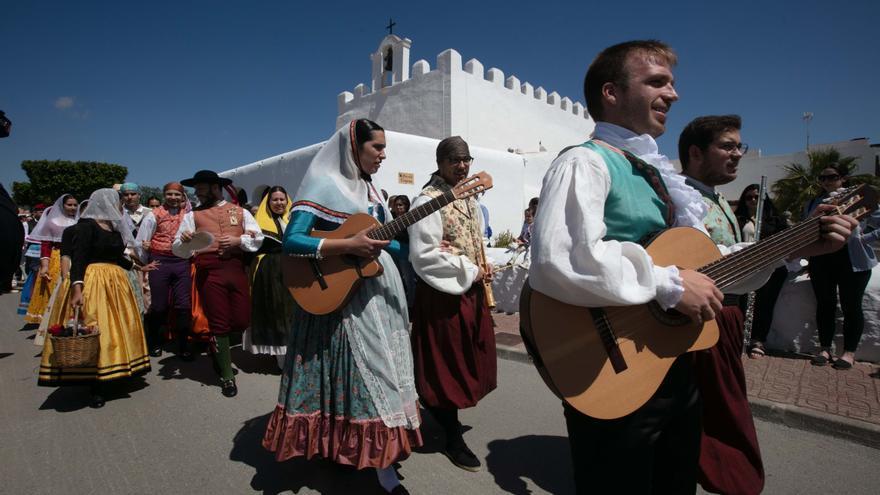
[12, 160, 128, 206]
[771, 147, 880, 219]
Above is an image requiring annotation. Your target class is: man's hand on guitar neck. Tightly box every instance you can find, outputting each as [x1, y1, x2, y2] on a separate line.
[790, 208, 859, 259]
[674, 269, 724, 324]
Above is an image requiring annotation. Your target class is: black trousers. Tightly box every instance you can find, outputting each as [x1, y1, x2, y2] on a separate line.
[564, 356, 702, 494]
[750, 266, 789, 343]
[809, 249, 871, 352]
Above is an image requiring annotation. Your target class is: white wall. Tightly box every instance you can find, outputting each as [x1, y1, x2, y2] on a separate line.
[447, 50, 594, 154]
[336, 69, 448, 141]
[219, 142, 324, 204]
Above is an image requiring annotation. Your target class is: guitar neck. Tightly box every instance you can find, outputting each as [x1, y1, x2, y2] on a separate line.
[368, 190, 457, 241]
[698, 216, 821, 290]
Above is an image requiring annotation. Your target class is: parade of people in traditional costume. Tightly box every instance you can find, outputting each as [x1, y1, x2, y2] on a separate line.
[408, 136, 497, 472]
[261, 119, 420, 495]
[172, 170, 264, 397]
[242, 185, 295, 369]
[37, 188, 156, 408]
[136, 182, 195, 359]
[24, 194, 78, 325]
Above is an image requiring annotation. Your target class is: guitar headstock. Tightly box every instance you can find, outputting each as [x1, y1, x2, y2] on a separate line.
[822, 184, 879, 221]
[452, 171, 494, 200]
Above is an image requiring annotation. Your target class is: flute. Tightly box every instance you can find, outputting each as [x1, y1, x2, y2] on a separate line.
[478, 241, 497, 309]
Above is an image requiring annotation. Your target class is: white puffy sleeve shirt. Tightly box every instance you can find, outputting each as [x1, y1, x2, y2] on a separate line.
[528, 147, 684, 309]
[408, 195, 484, 296]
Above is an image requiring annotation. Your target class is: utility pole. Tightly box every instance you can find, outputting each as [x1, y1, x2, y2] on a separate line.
[803, 112, 813, 151]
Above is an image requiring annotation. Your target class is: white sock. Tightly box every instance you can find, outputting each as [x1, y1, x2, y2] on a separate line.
[376, 466, 400, 492]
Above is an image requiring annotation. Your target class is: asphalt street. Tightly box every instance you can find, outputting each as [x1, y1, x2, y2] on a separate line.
[1, 291, 878, 494]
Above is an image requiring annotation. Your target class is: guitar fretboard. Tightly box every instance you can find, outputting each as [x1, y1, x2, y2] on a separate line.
[368, 189, 457, 241]
[698, 216, 822, 290]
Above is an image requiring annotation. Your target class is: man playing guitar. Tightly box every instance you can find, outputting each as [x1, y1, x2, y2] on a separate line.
[528, 40, 857, 493]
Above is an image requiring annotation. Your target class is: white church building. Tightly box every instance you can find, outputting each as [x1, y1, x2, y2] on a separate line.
[220, 34, 594, 238]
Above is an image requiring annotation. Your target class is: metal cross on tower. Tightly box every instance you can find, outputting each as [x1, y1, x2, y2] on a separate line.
[386, 18, 396, 35]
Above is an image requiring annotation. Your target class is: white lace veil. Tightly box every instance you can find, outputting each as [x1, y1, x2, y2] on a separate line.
[28, 194, 78, 242]
[80, 188, 136, 247]
[291, 120, 390, 224]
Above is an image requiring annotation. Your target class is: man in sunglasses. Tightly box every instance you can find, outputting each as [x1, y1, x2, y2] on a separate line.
[408, 136, 496, 472]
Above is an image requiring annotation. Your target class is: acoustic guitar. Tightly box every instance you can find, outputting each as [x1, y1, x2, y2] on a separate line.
[283, 172, 493, 315]
[520, 184, 877, 420]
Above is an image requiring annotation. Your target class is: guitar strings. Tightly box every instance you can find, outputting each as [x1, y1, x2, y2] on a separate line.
[368, 189, 457, 240]
[700, 217, 821, 289]
[707, 202, 869, 288]
[699, 187, 867, 285]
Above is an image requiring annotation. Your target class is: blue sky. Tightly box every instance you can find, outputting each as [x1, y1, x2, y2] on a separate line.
[2, 0, 878, 194]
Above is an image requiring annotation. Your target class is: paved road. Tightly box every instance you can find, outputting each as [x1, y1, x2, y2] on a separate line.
[1, 291, 878, 494]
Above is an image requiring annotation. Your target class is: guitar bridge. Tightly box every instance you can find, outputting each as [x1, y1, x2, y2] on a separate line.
[589, 308, 628, 373]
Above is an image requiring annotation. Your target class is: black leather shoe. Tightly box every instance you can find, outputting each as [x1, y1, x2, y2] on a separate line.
[443, 440, 481, 472]
[389, 485, 410, 495]
[221, 379, 237, 397]
[149, 347, 162, 358]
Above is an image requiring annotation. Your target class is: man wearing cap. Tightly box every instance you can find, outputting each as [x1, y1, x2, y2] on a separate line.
[120, 183, 150, 237]
[408, 136, 497, 472]
[172, 170, 263, 397]
[136, 182, 193, 359]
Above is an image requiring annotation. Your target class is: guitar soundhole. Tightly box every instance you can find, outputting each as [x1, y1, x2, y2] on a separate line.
[647, 302, 691, 326]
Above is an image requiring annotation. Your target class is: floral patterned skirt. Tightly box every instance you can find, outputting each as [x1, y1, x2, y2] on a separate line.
[262, 259, 422, 470]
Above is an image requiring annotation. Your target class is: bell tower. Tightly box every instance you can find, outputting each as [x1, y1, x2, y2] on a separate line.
[371, 34, 412, 91]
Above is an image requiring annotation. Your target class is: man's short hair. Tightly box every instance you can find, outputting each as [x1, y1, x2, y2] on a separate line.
[677, 115, 742, 169]
[584, 40, 677, 121]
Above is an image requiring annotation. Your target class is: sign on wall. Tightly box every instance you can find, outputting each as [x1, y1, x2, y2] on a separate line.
[398, 172, 414, 185]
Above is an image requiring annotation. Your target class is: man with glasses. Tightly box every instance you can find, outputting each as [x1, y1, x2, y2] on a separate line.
[678, 114, 765, 494]
[408, 136, 497, 472]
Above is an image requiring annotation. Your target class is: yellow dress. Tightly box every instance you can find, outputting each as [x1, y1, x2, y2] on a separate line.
[24, 248, 61, 324]
[38, 262, 150, 385]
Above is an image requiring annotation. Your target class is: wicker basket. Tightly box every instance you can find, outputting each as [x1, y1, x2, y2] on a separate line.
[51, 308, 100, 368]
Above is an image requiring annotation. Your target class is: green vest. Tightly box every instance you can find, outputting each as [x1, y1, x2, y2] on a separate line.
[698, 191, 742, 247]
[581, 141, 670, 243]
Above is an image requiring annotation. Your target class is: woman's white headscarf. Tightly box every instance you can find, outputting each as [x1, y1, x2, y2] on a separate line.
[291, 120, 390, 224]
[28, 194, 78, 243]
[80, 188, 136, 248]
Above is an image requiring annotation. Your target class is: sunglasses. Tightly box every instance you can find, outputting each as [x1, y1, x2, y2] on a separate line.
[818, 174, 841, 182]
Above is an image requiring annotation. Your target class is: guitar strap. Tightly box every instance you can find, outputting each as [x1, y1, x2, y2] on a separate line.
[592, 139, 677, 229]
[620, 150, 677, 229]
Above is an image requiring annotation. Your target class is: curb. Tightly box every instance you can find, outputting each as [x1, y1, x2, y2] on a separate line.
[748, 397, 880, 450]
[495, 343, 880, 450]
[495, 344, 531, 365]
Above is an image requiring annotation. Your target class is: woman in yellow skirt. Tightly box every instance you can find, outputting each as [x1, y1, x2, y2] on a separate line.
[25, 194, 78, 325]
[38, 189, 157, 408]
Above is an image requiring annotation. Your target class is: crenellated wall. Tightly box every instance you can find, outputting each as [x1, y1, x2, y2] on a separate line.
[336, 40, 594, 154]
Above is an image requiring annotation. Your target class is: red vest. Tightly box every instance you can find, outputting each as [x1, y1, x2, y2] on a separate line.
[151, 206, 185, 256]
[193, 203, 245, 257]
